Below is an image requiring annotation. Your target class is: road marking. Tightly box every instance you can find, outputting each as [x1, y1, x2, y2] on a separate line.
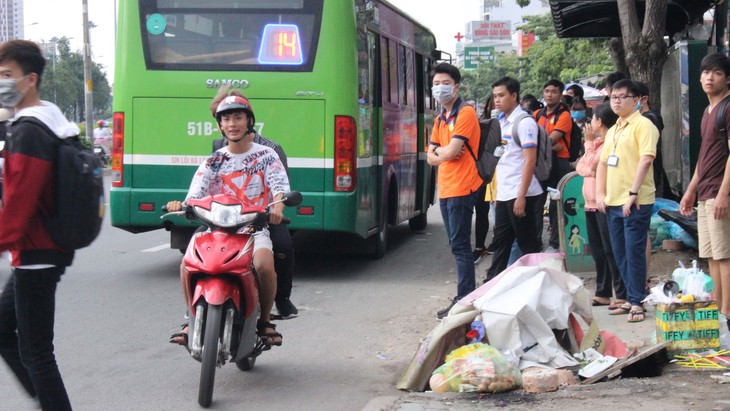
[142, 243, 171, 253]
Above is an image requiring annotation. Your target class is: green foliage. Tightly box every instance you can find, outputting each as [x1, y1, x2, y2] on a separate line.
[460, 14, 613, 103]
[38, 37, 112, 124]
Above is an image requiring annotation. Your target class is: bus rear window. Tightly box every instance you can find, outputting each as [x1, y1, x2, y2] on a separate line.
[139, 0, 323, 71]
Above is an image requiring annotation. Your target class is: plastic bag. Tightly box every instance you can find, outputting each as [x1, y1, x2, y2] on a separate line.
[429, 343, 522, 393]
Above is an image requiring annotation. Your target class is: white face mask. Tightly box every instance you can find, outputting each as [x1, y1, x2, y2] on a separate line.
[432, 84, 455, 104]
[0, 75, 28, 108]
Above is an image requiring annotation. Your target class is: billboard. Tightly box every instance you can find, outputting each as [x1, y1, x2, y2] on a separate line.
[463, 46, 496, 69]
[467, 20, 512, 41]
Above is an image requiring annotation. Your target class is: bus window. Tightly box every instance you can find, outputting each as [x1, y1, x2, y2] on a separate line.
[388, 39, 398, 105]
[139, 0, 323, 71]
[398, 44, 407, 106]
[406, 49, 416, 108]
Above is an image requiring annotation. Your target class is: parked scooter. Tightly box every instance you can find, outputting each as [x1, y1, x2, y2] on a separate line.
[161, 191, 302, 407]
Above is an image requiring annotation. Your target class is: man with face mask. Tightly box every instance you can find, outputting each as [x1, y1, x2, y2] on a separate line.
[427, 63, 482, 319]
[0, 40, 78, 410]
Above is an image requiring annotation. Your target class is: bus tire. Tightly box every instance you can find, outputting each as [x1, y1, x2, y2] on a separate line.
[373, 211, 388, 259]
[408, 212, 427, 231]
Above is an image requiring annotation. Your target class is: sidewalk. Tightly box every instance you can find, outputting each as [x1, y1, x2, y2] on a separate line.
[362, 270, 668, 411]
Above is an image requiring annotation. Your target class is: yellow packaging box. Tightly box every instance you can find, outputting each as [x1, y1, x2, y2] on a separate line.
[655, 301, 720, 355]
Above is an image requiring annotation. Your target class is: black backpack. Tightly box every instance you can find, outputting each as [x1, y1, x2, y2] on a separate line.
[465, 117, 502, 185]
[715, 94, 730, 156]
[17, 117, 104, 250]
[536, 106, 582, 162]
[437, 101, 501, 185]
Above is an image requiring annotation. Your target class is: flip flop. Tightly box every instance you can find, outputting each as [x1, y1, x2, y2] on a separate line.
[608, 300, 628, 310]
[592, 297, 610, 306]
[628, 308, 646, 323]
[609, 302, 631, 315]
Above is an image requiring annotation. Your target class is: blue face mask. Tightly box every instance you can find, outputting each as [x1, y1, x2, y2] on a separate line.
[570, 110, 586, 121]
[635, 101, 643, 111]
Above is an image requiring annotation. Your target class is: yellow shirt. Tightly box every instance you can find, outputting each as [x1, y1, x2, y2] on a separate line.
[599, 110, 659, 206]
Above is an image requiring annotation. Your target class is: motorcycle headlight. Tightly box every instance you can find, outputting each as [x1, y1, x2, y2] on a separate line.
[193, 202, 257, 228]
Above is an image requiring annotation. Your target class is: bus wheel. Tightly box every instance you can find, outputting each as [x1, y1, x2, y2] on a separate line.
[373, 212, 388, 259]
[408, 213, 427, 231]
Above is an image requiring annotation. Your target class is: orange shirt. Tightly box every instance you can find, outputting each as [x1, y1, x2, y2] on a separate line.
[535, 105, 572, 160]
[430, 102, 482, 198]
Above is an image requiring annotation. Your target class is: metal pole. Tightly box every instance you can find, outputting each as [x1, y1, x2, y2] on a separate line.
[82, 0, 94, 142]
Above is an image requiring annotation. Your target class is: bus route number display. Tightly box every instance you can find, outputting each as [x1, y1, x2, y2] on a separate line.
[257, 24, 304, 65]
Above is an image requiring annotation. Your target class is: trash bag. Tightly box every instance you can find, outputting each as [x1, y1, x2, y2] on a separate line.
[667, 221, 697, 249]
[650, 216, 671, 249]
[429, 343, 522, 393]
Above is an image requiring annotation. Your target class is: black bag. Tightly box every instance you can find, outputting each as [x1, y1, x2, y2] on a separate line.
[536, 106, 582, 162]
[18, 117, 104, 250]
[715, 94, 730, 156]
[465, 117, 502, 185]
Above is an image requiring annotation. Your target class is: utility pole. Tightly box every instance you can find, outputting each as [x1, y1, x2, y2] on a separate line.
[82, 0, 94, 142]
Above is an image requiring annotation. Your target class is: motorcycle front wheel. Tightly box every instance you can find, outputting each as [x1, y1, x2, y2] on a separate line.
[198, 303, 222, 408]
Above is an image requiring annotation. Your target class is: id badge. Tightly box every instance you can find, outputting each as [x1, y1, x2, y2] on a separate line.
[607, 155, 619, 167]
[494, 145, 506, 158]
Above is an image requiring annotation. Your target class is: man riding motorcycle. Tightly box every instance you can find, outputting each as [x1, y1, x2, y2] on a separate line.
[167, 95, 289, 347]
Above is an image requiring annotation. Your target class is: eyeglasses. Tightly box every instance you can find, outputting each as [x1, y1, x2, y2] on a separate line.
[609, 95, 637, 102]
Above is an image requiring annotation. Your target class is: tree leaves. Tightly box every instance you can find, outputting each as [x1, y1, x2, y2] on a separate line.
[461, 14, 613, 103]
[38, 37, 112, 123]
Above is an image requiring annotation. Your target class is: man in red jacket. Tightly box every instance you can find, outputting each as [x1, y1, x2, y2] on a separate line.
[0, 40, 77, 411]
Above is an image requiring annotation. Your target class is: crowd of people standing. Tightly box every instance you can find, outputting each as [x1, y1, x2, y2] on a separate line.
[430, 60, 730, 328]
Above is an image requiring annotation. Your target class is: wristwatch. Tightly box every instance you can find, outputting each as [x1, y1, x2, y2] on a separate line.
[629, 191, 638, 196]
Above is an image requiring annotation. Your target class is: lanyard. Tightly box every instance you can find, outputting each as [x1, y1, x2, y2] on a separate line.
[610, 122, 629, 154]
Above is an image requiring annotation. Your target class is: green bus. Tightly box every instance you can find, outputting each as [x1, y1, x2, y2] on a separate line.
[111, 0, 439, 257]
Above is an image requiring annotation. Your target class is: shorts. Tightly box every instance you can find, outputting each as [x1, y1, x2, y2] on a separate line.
[697, 199, 730, 259]
[252, 228, 273, 255]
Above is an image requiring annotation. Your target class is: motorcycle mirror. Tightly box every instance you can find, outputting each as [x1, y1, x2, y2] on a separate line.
[283, 191, 302, 207]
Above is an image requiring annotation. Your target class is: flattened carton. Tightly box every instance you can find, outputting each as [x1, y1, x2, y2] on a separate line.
[655, 301, 720, 355]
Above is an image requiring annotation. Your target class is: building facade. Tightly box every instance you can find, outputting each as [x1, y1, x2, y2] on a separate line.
[0, 0, 24, 42]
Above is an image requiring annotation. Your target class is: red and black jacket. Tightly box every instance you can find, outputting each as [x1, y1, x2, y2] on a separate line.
[0, 117, 74, 267]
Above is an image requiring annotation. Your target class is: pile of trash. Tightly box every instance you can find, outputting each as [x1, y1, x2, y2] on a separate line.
[650, 199, 697, 250]
[397, 253, 639, 394]
[644, 260, 713, 305]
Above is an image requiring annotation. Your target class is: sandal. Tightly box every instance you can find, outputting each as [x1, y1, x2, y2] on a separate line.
[169, 324, 189, 348]
[628, 307, 645, 323]
[592, 297, 611, 306]
[257, 320, 283, 347]
[608, 299, 628, 310]
[609, 302, 631, 315]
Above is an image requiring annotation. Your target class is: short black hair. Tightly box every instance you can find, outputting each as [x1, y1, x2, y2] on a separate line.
[634, 81, 650, 97]
[492, 76, 520, 102]
[606, 72, 627, 89]
[543, 79, 565, 91]
[0, 40, 46, 88]
[700, 53, 730, 77]
[571, 96, 587, 108]
[593, 102, 618, 128]
[431, 63, 461, 84]
[566, 84, 584, 98]
[611, 79, 639, 97]
[521, 94, 542, 112]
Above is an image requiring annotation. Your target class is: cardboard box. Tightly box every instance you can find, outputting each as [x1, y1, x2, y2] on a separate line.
[655, 301, 720, 355]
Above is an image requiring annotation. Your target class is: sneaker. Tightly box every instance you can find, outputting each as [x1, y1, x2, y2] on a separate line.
[473, 248, 489, 264]
[436, 297, 459, 319]
[275, 298, 299, 319]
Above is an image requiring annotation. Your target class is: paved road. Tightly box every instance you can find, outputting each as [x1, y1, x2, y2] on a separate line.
[0, 178, 456, 410]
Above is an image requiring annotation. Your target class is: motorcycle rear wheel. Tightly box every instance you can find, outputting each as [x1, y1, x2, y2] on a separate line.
[236, 355, 256, 371]
[198, 304, 222, 408]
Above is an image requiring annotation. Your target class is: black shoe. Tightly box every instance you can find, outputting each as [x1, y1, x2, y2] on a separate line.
[436, 297, 459, 319]
[473, 248, 488, 264]
[485, 243, 497, 254]
[275, 298, 299, 319]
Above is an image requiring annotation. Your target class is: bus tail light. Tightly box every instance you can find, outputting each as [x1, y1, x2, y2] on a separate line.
[334, 115, 356, 192]
[112, 112, 124, 187]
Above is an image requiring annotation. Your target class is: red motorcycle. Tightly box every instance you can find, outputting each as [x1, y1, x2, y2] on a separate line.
[162, 191, 301, 407]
